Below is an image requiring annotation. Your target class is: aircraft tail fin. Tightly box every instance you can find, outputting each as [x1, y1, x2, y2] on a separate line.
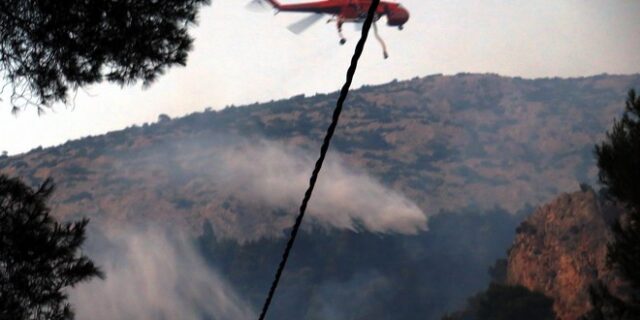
[246, 0, 281, 11]
[264, 0, 282, 9]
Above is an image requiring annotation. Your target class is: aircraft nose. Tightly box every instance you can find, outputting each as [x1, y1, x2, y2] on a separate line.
[398, 7, 409, 24]
[387, 6, 409, 26]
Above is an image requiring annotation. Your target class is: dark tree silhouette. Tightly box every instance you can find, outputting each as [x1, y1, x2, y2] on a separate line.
[583, 282, 632, 320]
[442, 283, 555, 320]
[0, 175, 103, 320]
[442, 258, 556, 320]
[584, 89, 640, 319]
[0, 0, 210, 112]
[596, 90, 640, 212]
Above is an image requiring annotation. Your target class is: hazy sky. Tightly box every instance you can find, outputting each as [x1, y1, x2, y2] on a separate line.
[1, 0, 639, 155]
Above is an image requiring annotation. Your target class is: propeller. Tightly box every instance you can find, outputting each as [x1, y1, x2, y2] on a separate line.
[246, 0, 269, 12]
[287, 13, 324, 34]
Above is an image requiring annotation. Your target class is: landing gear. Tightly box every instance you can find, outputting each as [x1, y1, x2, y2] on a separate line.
[373, 22, 389, 59]
[333, 17, 388, 59]
[336, 18, 347, 45]
[398, 25, 404, 30]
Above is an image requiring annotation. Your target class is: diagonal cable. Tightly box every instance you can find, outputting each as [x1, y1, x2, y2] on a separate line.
[257, 1, 381, 319]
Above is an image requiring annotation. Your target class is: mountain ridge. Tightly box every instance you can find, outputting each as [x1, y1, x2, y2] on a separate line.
[1, 73, 639, 235]
[2, 72, 640, 319]
[5, 72, 640, 158]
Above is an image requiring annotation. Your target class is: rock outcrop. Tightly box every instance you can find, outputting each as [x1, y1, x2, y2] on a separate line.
[506, 188, 626, 319]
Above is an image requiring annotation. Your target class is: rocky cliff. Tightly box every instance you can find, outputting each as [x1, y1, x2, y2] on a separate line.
[506, 188, 627, 319]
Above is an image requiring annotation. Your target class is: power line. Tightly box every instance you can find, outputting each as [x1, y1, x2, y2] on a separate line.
[257, 1, 381, 319]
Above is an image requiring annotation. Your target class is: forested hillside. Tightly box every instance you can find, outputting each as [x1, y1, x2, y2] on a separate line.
[1, 73, 639, 319]
[2, 73, 638, 229]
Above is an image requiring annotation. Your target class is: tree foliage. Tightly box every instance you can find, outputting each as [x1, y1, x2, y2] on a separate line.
[0, 175, 103, 319]
[0, 0, 210, 112]
[587, 89, 640, 318]
[595, 89, 640, 212]
[582, 282, 635, 320]
[442, 283, 556, 320]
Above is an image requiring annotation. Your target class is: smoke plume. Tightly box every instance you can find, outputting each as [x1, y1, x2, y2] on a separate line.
[209, 139, 428, 236]
[70, 228, 255, 320]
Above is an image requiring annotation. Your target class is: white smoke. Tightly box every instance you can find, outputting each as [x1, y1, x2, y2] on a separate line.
[205, 138, 428, 238]
[70, 228, 254, 320]
[68, 136, 428, 318]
